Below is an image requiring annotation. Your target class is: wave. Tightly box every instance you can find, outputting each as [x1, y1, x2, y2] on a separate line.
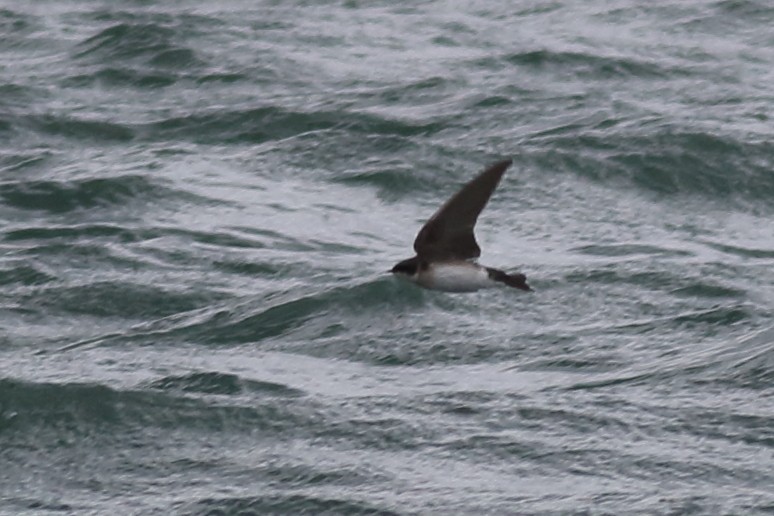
[181, 494, 399, 516]
[705, 326, 774, 390]
[0, 175, 159, 212]
[19, 112, 133, 142]
[62, 67, 177, 89]
[9, 105, 442, 147]
[498, 49, 679, 79]
[0, 376, 313, 437]
[571, 243, 693, 258]
[563, 255, 746, 301]
[35, 273, 425, 355]
[528, 128, 774, 200]
[147, 372, 304, 397]
[157, 276, 423, 345]
[564, 324, 774, 394]
[681, 0, 774, 30]
[0, 150, 51, 173]
[0, 372, 432, 459]
[75, 23, 199, 67]
[0, 8, 36, 44]
[334, 163, 430, 197]
[0, 83, 41, 111]
[0, 262, 55, 287]
[142, 105, 443, 145]
[26, 280, 218, 318]
[61, 20, 210, 90]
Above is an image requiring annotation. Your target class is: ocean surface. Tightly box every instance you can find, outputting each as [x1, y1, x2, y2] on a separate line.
[1, 1, 773, 514]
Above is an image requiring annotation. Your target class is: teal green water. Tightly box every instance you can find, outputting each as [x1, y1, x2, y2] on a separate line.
[2, 1, 774, 514]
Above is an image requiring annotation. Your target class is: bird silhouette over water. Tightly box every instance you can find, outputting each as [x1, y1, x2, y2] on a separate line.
[391, 159, 531, 293]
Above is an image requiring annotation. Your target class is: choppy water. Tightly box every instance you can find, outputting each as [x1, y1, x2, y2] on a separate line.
[2, 1, 774, 514]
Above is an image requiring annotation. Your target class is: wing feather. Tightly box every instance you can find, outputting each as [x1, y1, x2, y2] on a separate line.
[413, 159, 511, 261]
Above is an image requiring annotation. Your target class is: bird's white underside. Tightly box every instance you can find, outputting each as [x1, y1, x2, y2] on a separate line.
[410, 262, 495, 292]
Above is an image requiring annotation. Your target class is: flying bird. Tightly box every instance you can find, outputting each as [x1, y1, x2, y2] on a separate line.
[391, 159, 531, 292]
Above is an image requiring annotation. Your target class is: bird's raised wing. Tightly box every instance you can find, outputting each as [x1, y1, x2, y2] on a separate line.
[413, 159, 511, 261]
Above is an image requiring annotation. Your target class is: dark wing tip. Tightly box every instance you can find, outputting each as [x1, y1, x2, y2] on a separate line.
[485, 158, 513, 175]
[474, 159, 513, 187]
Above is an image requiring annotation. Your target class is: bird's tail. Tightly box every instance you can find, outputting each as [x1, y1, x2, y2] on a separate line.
[486, 267, 532, 291]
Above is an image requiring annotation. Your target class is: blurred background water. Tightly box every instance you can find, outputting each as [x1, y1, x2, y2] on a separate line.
[1, 0, 773, 514]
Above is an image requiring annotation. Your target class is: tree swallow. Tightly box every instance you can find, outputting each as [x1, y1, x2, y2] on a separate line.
[391, 159, 531, 292]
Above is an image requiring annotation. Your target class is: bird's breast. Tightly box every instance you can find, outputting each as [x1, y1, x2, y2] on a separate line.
[415, 262, 493, 292]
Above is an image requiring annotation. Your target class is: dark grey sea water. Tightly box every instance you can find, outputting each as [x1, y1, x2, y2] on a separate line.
[2, 1, 774, 514]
